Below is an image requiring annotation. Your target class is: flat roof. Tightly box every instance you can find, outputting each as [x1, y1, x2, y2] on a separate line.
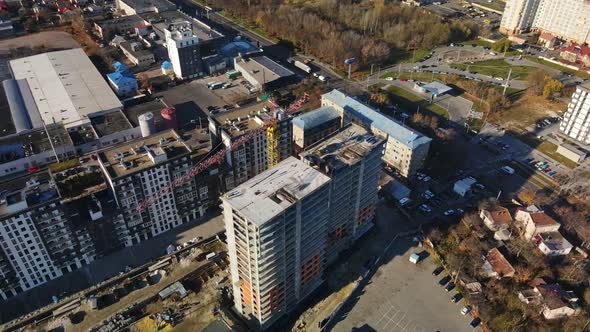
[212, 102, 271, 137]
[0, 124, 72, 166]
[90, 110, 133, 137]
[0, 171, 58, 219]
[322, 89, 431, 149]
[9, 49, 123, 129]
[119, 0, 177, 12]
[223, 157, 331, 226]
[99, 129, 210, 178]
[292, 106, 340, 130]
[145, 11, 223, 42]
[301, 124, 384, 170]
[120, 41, 153, 59]
[234, 56, 294, 85]
[420, 81, 453, 95]
[97, 14, 146, 29]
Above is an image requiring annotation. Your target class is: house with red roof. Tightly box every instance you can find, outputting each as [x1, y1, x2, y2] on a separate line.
[559, 43, 590, 67]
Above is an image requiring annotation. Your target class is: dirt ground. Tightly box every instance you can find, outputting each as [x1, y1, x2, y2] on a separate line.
[0, 31, 79, 53]
[490, 93, 566, 132]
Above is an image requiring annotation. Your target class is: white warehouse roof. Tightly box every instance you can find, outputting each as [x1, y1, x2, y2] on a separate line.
[9, 48, 123, 129]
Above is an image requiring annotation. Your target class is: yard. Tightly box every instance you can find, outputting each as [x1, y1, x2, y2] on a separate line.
[488, 94, 565, 132]
[386, 85, 450, 119]
[451, 59, 535, 80]
[536, 141, 578, 169]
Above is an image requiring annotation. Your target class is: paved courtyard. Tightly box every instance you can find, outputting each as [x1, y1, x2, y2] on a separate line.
[332, 238, 475, 332]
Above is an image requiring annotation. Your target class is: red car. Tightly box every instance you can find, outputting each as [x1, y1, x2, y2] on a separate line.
[400, 78, 409, 82]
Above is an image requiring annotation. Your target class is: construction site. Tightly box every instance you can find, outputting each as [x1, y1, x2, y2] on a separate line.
[4, 237, 245, 332]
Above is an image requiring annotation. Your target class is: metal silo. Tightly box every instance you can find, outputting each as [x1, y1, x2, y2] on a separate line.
[138, 112, 156, 137]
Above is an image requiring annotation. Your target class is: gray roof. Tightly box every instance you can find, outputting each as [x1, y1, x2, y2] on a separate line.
[420, 81, 453, 95]
[3, 79, 43, 132]
[292, 106, 340, 130]
[322, 89, 431, 149]
[9, 49, 123, 129]
[222, 157, 331, 226]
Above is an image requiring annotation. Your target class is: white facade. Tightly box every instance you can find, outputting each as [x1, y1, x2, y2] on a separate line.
[500, 0, 590, 44]
[165, 21, 201, 80]
[560, 83, 590, 144]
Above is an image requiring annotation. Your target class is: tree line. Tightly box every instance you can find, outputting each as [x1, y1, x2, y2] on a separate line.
[212, 0, 478, 70]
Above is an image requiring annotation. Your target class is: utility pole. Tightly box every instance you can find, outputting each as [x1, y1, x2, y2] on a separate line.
[503, 67, 512, 96]
[496, 190, 502, 201]
[398, 63, 402, 78]
[370, 64, 374, 76]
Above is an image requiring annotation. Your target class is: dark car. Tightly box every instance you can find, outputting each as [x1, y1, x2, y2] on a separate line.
[470, 318, 481, 328]
[432, 267, 444, 276]
[445, 282, 455, 292]
[451, 293, 463, 303]
[439, 275, 451, 286]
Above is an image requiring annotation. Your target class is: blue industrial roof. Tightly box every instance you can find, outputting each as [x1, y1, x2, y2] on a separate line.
[107, 71, 136, 86]
[322, 89, 431, 148]
[220, 40, 258, 58]
[292, 106, 340, 130]
[113, 61, 129, 72]
[161, 61, 172, 70]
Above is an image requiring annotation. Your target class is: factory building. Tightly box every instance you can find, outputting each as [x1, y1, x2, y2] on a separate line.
[234, 55, 296, 91]
[223, 157, 332, 330]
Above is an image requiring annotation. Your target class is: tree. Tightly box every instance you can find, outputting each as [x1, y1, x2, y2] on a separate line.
[23, 17, 38, 33]
[527, 69, 549, 96]
[543, 78, 564, 99]
[517, 188, 536, 205]
[492, 38, 511, 53]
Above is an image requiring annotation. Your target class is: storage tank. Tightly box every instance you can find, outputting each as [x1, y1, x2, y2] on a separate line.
[138, 112, 156, 137]
[161, 107, 177, 130]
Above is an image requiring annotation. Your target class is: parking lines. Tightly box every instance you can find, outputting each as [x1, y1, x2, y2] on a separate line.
[372, 301, 425, 332]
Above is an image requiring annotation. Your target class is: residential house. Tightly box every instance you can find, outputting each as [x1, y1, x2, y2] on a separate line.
[119, 41, 154, 66]
[533, 232, 574, 256]
[107, 69, 137, 97]
[515, 207, 561, 240]
[518, 280, 579, 320]
[559, 43, 590, 67]
[482, 248, 515, 279]
[480, 206, 512, 231]
[538, 32, 557, 48]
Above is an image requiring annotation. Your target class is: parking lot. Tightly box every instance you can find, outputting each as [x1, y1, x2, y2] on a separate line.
[333, 238, 475, 332]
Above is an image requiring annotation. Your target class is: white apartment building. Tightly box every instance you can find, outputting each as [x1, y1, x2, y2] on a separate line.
[321, 89, 431, 177]
[164, 20, 203, 79]
[223, 157, 331, 330]
[0, 172, 95, 300]
[560, 82, 590, 144]
[300, 124, 384, 263]
[500, 0, 590, 44]
[98, 129, 220, 246]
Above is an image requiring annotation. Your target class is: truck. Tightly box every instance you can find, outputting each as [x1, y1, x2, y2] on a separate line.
[294, 60, 312, 74]
[207, 82, 224, 90]
[226, 70, 241, 80]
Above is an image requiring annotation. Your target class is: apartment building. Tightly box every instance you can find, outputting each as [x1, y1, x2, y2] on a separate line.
[300, 124, 384, 263]
[98, 129, 221, 246]
[500, 0, 590, 44]
[0, 172, 96, 300]
[320, 89, 431, 177]
[223, 157, 331, 330]
[560, 82, 590, 144]
[208, 103, 293, 189]
[292, 105, 342, 154]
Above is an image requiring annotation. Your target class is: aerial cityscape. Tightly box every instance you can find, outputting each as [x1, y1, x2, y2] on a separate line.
[0, 0, 590, 331]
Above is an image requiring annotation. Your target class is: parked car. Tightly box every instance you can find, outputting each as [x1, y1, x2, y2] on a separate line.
[444, 209, 455, 216]
[461, 306, 472, 315]
[439, 275, 451, 286]
[399, 197, 412, 207]
[470, 318, 481, 328]
[419, 204, 432, 213]
[451, 293, 463, 303]
[456, 208, 465, 215]
[445, 282, 455, 292]
[432, 267, 444, 276]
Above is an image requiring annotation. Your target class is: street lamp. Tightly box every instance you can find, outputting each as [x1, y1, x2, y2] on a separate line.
[344, 58, 355, 79]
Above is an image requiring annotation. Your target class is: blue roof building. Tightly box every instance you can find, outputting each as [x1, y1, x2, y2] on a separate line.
[113, 61, 129, 73]
[107, 70, 137, 97]
[321, 89, 431, 177]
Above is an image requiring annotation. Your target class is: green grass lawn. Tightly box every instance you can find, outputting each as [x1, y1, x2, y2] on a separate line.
[216, 10, 279, 43]
[451, 59, 534, 80]
[389, 48, 432, 65]
[386, 86, 449, 119]
[525, 56, 590, 79]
